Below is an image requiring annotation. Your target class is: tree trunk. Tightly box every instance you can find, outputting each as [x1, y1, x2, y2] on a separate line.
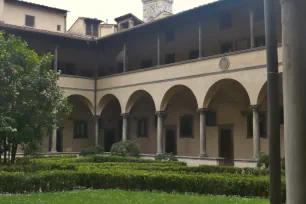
[11, 143, 18, 164]
[3, 151, 7, 164]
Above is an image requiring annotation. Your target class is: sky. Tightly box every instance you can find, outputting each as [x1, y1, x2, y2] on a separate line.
[25, 0, 216, 28]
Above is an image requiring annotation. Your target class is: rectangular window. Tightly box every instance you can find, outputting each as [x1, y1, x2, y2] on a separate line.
[247, 113, 267, 138]
[221, 42, 233, 54]
[25, 15, 35, 27]
[57, 25, 61, 31]
[74, 120, 88, 139]
[141, 59, 153, 69]
[255, 36, 266, 47]
[189, 50, 199, 60]
[219, 12, 232, 30]
[86, 23, 92, 36]
[93, 24, 99, 37]
[206, 110, 217, 127]
[165, 29, 175, 42]
[180, 115, 193, 138]
[137, 118, 148, 137]
[165, 53, 176, 64]
[120, 21, 129, 30]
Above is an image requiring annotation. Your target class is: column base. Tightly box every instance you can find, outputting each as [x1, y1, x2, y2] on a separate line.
[199, 153, 208, 158]
[49, 149, 58, 154]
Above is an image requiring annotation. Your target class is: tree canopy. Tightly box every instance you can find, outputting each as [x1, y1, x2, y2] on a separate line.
[0, 32, 71, 163]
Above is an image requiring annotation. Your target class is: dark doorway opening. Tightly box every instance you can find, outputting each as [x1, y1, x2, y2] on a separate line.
[165, 127, 177, 155]
[219, 125, 234, 166]
[104, 128, 116, 152]
[56, 128, 63, 152]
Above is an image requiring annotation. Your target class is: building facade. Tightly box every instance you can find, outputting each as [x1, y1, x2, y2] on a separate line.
[0, 0, 285, 167]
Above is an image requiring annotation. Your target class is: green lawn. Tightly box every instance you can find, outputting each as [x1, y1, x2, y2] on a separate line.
[0, 190, 268, 204]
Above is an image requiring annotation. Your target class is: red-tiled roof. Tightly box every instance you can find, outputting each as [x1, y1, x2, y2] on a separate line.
[5, 0, 68, 13]
[114, 13, 143, 24]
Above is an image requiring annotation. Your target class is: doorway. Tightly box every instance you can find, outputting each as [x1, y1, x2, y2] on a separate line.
[104, 128, 116, 152]
[56, 128, 63, 152]
[219, 125, 234, 166]
[165, 127, 177, 155]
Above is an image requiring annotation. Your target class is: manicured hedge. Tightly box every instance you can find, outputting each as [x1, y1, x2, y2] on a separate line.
[136, 165, 286, 177]
[0, 163, 76, 173]
[27, 155, 186, 166]
[0, 169, 286, 202]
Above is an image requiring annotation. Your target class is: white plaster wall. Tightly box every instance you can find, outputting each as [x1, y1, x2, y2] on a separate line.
[68, 18, 86, 36]
[100, 24, 116, 37]
[3, 1, 66, 32]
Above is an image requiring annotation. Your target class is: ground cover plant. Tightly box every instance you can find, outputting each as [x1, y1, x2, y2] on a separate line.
[0, 189, 269, 204]
[0, 155, 287, 203]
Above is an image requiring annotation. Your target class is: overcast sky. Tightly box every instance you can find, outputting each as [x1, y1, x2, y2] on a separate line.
[26, 0, 216, 28]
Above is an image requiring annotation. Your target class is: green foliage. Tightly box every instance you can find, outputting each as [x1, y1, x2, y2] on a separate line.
[0, 32, 71, 163]
[0, 156, 287, 202]
[257, 152, 286, 170]
[79, 146, 104, 157]
[110, 140, 140, 157]
[155, 153, 178, 161]
[257, 152, 269, 169]
[23, 142, 42, 156]
[0, 167, 286, 202]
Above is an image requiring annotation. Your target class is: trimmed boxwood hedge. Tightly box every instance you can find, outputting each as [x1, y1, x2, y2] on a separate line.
[135, 165, 286, 177]
[18, 155, 186, 166]
[0, 168, 286, 202]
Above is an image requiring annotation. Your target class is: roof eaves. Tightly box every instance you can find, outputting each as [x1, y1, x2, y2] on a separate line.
[0, 22, 95, 41]
[5, 0, 69, 13]
[98, 0, 223, 41]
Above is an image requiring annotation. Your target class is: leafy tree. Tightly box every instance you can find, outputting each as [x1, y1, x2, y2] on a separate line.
[0, 32, 71, 163]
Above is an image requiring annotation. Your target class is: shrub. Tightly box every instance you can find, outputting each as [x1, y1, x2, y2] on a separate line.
[257, 152, 286, 170]
[155, 153, 178, 161]
[0, 168, 287, 203]
[257, 152, 269, 169]
[110, 140, 140, 157]
[79, 145, 104, 157]
[23, 142, 42, 156]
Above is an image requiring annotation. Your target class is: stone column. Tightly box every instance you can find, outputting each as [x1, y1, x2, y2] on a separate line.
[50, 127, 57, 153]
[282, 0, 306, 203]
[54, 46, 58, 72]
[94, 116, 99, 146]
[123, 43, 127, 72]
[121, 113, 129, 141]
[198, 22, 202, 58]
[250, 9, 255, 48]
[157, 33, 160, 66]
[198, 108, 208, 157]
[251, 105, 260, 159]
[0, 0, 4, 22]
[156, 111, 165, 154]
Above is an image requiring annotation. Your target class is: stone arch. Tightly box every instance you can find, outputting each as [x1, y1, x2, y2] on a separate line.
[125, 90, 156, 113]
[256, 73, 283, 106]
[97, 94, 122, 115]
[203, 79, 251, 109]
[67, 94, 94, 115]
[160, 85, 198, 111]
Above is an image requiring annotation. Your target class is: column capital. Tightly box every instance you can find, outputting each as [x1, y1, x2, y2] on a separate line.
[156, 111, 166, 117]
[121, 113, 130, 118]
[250, 105, 260, 111]
[197, 108, 209, 113]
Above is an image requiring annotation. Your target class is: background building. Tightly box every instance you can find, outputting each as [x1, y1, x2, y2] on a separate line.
[0, 0, 284, 167]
